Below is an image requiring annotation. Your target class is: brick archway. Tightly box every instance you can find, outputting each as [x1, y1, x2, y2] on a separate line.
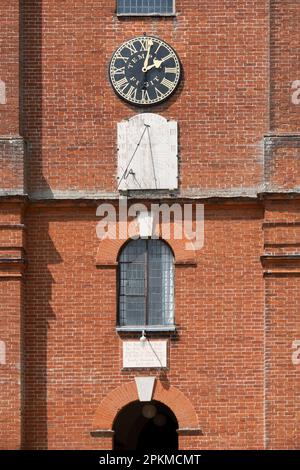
[92, 381, 199, 431]
[95, 221, 197, 266]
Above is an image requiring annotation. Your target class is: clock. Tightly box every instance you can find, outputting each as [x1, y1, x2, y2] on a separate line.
[109, 36, 181, 106]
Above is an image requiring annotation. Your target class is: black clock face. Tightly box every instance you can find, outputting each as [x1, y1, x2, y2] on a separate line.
[109, 36, 181, 106]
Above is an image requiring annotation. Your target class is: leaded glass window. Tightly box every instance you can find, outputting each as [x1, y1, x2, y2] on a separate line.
[117, 0, 175, 16]
[118, 239, 175, 328]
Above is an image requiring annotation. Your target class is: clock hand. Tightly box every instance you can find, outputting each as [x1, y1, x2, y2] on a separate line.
[144, 59, 163, 72]
[141, 73, 148, 90]
[142, 39, 153, 73]
[143, 64, 156, 72]
[141, 67, 149, 90]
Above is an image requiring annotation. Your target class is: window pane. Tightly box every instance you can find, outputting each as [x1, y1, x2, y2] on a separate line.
[119, 238, 146, 262]
[117, 0, 174, 15]
[118, 239, 174, 327]
[119, 239, 147, 326]
[124, 263, 145, 296]
[148, 240, 174, 326]
[119, 296, 146, 326]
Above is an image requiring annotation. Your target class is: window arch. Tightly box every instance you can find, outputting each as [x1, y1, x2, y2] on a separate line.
[118, 239, 175, 330]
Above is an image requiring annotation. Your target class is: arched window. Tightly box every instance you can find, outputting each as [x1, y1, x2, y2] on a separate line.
[118, 239, 175, 330]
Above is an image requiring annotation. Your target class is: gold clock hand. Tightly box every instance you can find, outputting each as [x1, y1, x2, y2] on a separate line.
[142, 39, 153, 73]
[144, 59, 163, 72]
[144, 64, 156, 72]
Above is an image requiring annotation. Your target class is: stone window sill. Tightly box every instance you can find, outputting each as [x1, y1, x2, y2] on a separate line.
[117, 14, 177, 18]
[116, 325, 176, 333]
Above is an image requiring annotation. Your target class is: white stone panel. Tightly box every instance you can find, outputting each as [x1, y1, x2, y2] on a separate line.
[135, 377, 156, 401]
[0, 340, 6, 365]
[137, 211, 154, 237]
[117, 113, 178, 190]
[123, 340, 167, 368]
[292, 340, 300, 365]
[0, 80, 6, 105]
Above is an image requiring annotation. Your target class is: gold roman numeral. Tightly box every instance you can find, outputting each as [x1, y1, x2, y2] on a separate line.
[126, 42, 138, 55]
[125, 86, 137, 101]
[111, 66, 125, 75]
[138, 38, 149, 51]
[115, 52, 129, 63]
[155, 43, 162, 54]
[161, 77, 175, 90]
[116, 77, 129, 92]
[161, 52, 173, 63]
[154, 87, 165, 99]
[165, 67, 177, 74]
[142, 89, 150, 104]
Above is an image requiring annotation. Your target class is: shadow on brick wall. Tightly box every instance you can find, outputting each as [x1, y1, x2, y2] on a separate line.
[21, 0, 60, 450]
[22, 212, 62, 450]
[21, 0, 52, 197]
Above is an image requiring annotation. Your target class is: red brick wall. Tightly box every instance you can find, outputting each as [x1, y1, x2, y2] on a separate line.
[23, 203, 265, 449]
[0, 1, 20, 136]
[0, 139, 25, 193]
[270, 0, 300, 133]
[0, 0, 299, 451]
[265, 275, 300, 449]
[0, 0, 24, 449]
[22, 0, 268, 195]
[265, 137, 300, 192]
[0, 204, 24, 450]
[263, 201, 300, 449]
[0, 279, 23, 450]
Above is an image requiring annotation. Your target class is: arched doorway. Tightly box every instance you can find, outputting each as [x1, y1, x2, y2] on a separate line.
[113, 400, 179, 451]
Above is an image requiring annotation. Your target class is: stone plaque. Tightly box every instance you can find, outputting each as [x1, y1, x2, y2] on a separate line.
[0, 80, 6, 105]
[123, 340, 167, 368]
[0, 340, 5, 365]
[117, 113, 178, 191]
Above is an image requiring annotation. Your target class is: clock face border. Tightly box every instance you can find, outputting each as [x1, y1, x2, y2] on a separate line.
[108, 35, 182, 107]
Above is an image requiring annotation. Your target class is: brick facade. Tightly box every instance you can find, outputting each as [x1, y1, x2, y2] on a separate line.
[0, 1, 299, 450]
